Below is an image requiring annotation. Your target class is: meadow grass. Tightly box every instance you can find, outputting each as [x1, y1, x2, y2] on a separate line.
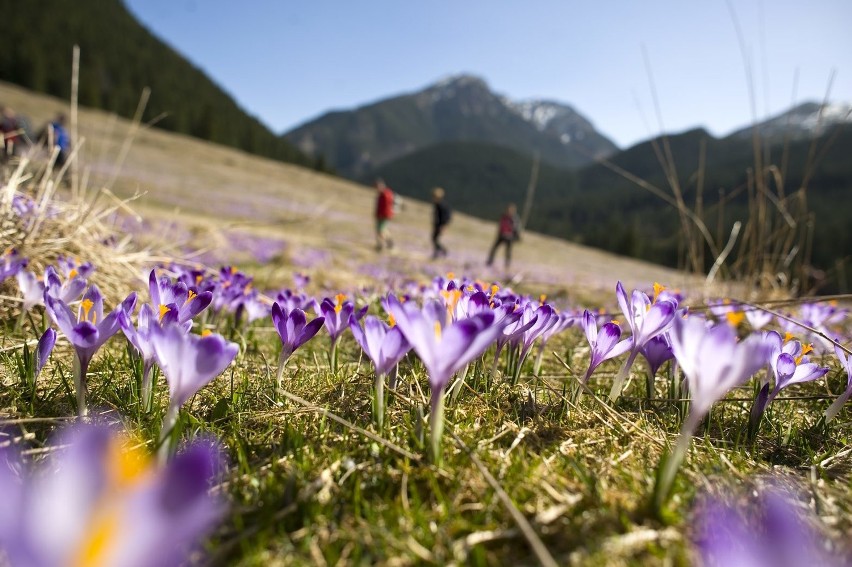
[2, 298, 850, 565]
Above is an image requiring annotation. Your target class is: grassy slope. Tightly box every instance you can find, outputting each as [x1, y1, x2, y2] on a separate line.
[0, 80, 697, 298]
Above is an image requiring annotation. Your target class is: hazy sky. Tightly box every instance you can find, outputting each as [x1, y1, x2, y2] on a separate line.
[125, 1, 851, 148]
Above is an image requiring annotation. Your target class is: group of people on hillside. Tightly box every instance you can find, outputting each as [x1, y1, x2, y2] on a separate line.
[1, 106, 72, 168]
[373, 178, 521, 270]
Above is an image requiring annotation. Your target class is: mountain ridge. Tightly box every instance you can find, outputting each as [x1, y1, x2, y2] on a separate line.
[283, 73, 619, 178]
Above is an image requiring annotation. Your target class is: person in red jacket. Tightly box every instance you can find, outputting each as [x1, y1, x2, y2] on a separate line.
[487, 203, 521, 269]
[374, 178, 395, 251]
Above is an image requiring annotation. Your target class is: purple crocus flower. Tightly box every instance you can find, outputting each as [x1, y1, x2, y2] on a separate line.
[745, 308, 774, 330]
[693, 487, 838, 567]
[149, 323, 238, 455]
[35, 328, 56, 381]
[319, 294, 367, 372]
[1, 248, 27, 283]
[56, 255, 95, 280]
[271, 302, 325, 390]
[532, 310, 577, 376]
[15, 270, 44, 311]
[0, 423, 225, 567]
[610, 281, 677, 400]
[350, 315, 411, 427]
[580, 310, 632, 384]
[513, 304, 558, 376]
[639, 334, 675, 378]
[386, 294, 503, 462]
[656, 317, 771, 508]
[148, 269, 212, 329]
[275, 289, 316, 313]
[826, 341, 852, 423]
[44, 265, 87, 304]
[639, 334, 675, 399]
[119, 304, 170, 412]
[45, 285, 137, 417]
[766, 334, 828, 401]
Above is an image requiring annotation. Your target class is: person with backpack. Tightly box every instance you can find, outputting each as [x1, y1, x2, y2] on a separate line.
[486, 203, 521, 270]
[40, 113, 71, 169]
[431, 187, 451, 259]
[374, 178, 395, 252]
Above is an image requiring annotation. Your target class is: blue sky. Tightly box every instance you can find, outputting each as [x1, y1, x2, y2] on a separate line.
[125, 1, 851, 148]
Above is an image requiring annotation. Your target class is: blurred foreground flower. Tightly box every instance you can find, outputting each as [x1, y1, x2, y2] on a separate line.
[692, 486, 844, 566]
[655, 317, 770, 509]
[0, 423, 225, 567]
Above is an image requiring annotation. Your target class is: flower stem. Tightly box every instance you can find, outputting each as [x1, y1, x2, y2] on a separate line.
[73, 354, 90, 418]
[653, 414, 698, 513]
[373, 372, 386, 429]
[158, 404, 180, 463]
[429, 391, 445, 465]
[609, 349, 639, 401]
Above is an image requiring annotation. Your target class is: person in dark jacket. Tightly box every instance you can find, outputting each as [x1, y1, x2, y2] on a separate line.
[486, 203, 520, 269]
[431, 187, 451, 259]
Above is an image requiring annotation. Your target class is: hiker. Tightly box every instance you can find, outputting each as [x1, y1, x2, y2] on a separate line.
[40, 113, 71, 168]
[431, 187, 451, 259]
[486, 203, 521, 269]
[374, 178, 395, 251]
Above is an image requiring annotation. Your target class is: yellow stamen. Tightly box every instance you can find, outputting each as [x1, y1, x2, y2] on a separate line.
[539, 294, 547, 305]
[73, 512, 117, 567]
[195, 274, 203, 284]
[81, 299, 95, 322]
[201, 329, 212, 337]
[784, 332, 795, 343]
[334, 293, 346, 314]
[158, 304, 171, 322]
[490, 284, 499, 297]
[106, 439, 150, 489]
[726, 311, 745, 327]
[186, 290, 197, 303]
[433, 321, 442, 340]
[230, 266, 237, 275]
[446, 272, 455, 280]
[653, 282, 666, 302]
[68, 268, 79, 279]
[388, 313, 396, 328]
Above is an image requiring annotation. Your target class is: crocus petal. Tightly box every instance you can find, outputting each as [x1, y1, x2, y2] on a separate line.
[35, 328, 57, 379]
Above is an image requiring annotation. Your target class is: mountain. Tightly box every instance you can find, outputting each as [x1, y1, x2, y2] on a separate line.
[283, 74, 618, 178]
[728, 101, 852, 142]
[0, 0, 321, 170]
